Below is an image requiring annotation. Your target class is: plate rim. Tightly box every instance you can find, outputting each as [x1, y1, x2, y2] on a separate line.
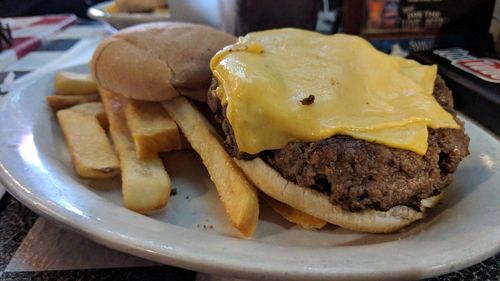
[87, 1, 171, 22]
[0, 64, 499, 280]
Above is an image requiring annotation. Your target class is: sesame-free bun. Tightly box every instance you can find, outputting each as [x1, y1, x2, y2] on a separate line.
[90, 22, 236, 102]
[235, 157, 443, 233]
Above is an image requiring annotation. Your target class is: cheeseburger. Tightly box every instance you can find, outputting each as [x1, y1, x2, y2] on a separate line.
[208, 29, 469, 233]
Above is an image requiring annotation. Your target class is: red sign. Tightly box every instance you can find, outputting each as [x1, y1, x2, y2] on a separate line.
[451, 58, 500, 83]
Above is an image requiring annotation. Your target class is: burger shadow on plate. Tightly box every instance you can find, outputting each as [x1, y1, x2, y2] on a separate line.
[335, 162, 494, 246]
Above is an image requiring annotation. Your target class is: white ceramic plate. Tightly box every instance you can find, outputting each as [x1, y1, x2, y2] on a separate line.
[87, 1, 170, 30]
[0, 64, 499, 280]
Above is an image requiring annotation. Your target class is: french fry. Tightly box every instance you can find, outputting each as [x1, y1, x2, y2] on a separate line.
[70, 102, 109, 129]
[122, 98, 181, 159]
[57, 109, 119, 179]
[54, 71, 98, 95]
[47, 94, 100, 111]
[162, 96, 259, 238]
[100, 88, 171, 212]
[261, 193, 327, 230]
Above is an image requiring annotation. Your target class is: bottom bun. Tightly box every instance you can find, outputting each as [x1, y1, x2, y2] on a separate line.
[235, 158, 443, 233]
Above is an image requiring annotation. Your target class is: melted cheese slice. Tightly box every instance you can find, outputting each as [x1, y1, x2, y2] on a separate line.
[210, 29, 458, 155]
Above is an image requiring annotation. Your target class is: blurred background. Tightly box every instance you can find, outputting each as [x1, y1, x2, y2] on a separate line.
[1, 0, 498, 55]
[1, 0, 499, 132]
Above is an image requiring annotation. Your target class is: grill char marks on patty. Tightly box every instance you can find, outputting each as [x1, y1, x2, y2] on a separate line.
[207, 76, 469, 212]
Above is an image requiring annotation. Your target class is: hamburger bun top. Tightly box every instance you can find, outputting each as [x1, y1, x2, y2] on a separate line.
[90, 22, 236, 102]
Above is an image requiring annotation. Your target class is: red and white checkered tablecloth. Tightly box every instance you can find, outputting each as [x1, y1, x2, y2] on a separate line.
[0, 14, 77, 70]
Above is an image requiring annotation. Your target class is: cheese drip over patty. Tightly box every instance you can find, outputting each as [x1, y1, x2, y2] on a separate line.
[210, 29, 458, 155]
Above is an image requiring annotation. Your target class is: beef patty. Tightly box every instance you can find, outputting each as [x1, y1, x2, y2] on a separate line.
[208, 76, 470, 212]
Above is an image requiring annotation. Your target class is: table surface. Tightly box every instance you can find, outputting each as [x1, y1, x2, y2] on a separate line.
[0, 18, 498, 281]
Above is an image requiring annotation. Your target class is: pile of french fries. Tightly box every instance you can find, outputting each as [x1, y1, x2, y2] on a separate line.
[48, 71, 327, 238]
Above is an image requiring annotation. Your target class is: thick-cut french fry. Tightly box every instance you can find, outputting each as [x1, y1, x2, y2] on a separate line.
[57, 109, 119, 179]
[54, 71, 98, 95]
[122, 98, 181, 159]
[100, 88, 170, 212]
[162, 96, 259, 238]
[47, 94, 100, 111]
[261, 193, 327, 230]
[70, 102, 109, 130]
